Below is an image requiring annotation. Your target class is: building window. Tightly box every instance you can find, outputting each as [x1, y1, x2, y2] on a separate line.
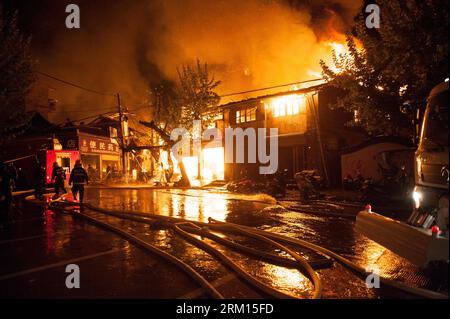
[246, 107, 257, 122]
[271, 94, 305, 118]
[236, 110, 244, 123]
[353, 110, 360, 123]
[236, 107, 257, 123]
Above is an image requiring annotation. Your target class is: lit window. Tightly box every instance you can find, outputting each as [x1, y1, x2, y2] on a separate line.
[286, 100, 293, 115]
[293, 101, 300, 114]
[246, 107, 257, 122]
[236, 110, 241, 123]
[240, 110, 246, 123]
[236, 109, 247, 123]
[353, 110, 360, 123]
[271, 94, 305, 117]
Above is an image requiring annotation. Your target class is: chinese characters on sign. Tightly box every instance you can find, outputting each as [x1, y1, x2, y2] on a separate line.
[79, 137, 119, 154]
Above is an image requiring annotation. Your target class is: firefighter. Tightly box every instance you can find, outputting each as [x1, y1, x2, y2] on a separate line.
[69, 160, 89, 203]
[0, 162, 12, 214]
[6, 163, 17, 191]
[51, 162, 67, 198]
[34, 162, 46, 200]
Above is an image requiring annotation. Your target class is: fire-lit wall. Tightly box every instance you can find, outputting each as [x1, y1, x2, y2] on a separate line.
[265, 94, 310, 135]
[221, 89, 318, 180]
[45, 150, 80, 184]
[341, 141, 413, 183]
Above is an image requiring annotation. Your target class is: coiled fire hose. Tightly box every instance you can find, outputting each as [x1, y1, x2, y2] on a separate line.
[50, 200, 447, 299]
[80, 203, 323, 299]
[207, 218, 448, 299]
[49, 200, 224, 299]
[173, 222, 300, 299]
[79, 202, 332, 269]
[167, 223, 332, 270]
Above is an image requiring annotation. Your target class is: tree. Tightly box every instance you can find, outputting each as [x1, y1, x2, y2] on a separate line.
[320, 0, 448, 138]
[141, 59, 221, 185]
[175, 59, 221, 130]
[0, 7, 35, 145]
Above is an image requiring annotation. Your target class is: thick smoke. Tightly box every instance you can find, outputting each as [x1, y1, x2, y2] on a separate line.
[25, 0, 362, 122]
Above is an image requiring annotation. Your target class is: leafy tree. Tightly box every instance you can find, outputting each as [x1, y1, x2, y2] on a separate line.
[0, 7, 35, 145]
[141, 59, 221, 185]
[175, 59, 221, 130]
[320, 0, 448, 138]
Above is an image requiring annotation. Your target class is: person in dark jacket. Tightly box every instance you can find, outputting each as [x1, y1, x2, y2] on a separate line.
[34, 162, 46, 200]
[69, 160, 89, 203]
[52, 162, 67, 198]
[6, 163, 17, 191]
[0, 162, 12, 214]
[16, 168, 29, 190]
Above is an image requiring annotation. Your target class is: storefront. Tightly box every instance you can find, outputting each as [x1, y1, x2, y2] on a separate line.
[78, 134, 121, 180]
[45, 150, 80, 184]
[57, 126, 122, 181]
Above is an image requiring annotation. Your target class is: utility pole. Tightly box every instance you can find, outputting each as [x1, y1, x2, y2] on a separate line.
[308, 93, 329, 187]
[117, 93, 126, 178]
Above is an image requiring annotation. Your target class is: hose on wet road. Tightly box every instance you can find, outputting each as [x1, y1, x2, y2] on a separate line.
[207, 218, 448, 299]
[173, 221, 300, 298]
[171, 224, 333, 270]
[49, 200, 224, 299]
[82, 202, 448, 299]
[80, 203, 323, 299]
[47, 198, 447, 299]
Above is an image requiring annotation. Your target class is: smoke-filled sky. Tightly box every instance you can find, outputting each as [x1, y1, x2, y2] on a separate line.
[2, 0, 363, 123]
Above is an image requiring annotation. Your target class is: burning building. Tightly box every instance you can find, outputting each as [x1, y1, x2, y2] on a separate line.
[215, 84, 366, 186]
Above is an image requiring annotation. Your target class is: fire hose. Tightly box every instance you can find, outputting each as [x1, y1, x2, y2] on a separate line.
[80, 203, 323, 299]
[48, 199, 447, 299]
[78, 202, 332, 270]
[173, 221, 300, 299]
[81, 203, 448, 299]
[49, 200, 224, 299]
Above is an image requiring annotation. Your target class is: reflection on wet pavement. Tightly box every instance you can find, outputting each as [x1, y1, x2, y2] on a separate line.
[80, 188, 448, 298]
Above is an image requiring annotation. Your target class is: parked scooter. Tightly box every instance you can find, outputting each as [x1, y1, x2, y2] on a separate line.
[295, 170, 322, 200]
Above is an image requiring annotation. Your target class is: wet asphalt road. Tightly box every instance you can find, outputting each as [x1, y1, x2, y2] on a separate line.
[0, 187, 448, 298]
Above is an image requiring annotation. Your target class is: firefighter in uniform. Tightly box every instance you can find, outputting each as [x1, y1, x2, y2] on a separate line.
[52, 162, 67, 198]
[0, 162, 12, 215]
[69, 160, 89, 203]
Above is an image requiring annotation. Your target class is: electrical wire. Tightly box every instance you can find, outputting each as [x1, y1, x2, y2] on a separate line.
[36, 71, 116, 97]
[50, 107, 118, 114]
[219, 78, 324, 98]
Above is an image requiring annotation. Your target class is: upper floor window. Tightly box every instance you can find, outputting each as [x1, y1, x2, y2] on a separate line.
[270, 94, 305, 117]
[236, 107, 257, 123]
[353, 110, 360, 123]
[246, 107, 257, 122]
[236, 110, 245, 123]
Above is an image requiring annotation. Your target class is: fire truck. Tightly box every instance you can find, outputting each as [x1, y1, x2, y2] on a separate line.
[356, 81, 449, 267]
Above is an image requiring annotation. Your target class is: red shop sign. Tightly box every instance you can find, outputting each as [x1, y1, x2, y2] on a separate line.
[79, 137, 119, 155]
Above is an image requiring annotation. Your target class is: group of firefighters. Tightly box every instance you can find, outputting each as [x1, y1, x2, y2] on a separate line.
[0, 159, 90, 214]
[50, 160, 89, 203]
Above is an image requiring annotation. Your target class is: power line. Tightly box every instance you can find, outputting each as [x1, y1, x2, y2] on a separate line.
[55, 110, 117, 125]
[36, 71, 116, 97]
[219, 78, 324, 98]
[50, 106, 118, 114]
[55, 104, 149, 125]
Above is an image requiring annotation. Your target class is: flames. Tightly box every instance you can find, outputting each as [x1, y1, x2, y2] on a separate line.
[303, 7, 355, 78]
[32, 0, 362, 123]
[327, 41, 346, 58]
[269, 94, 307, 117]
[149, 0, 360, 101]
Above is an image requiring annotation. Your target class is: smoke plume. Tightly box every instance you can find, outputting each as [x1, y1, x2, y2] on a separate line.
[21, 0, 362, 121]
